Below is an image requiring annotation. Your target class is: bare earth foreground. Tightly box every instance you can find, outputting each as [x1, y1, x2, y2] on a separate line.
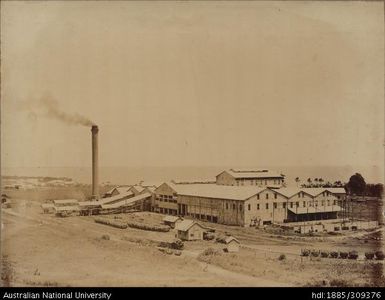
[1, 191, 384, 287]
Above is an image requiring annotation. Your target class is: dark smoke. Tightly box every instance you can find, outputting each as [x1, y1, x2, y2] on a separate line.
[19, 95, 95, 127]
[40, 96, 95, 127]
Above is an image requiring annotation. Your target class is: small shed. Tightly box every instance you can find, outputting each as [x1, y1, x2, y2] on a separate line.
[162, 216, 183, 228]
[175, 220, 206, 241]
[225, 236, 240, 252]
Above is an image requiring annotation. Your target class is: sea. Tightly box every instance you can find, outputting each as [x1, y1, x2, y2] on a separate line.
[1, 165, 383, 186]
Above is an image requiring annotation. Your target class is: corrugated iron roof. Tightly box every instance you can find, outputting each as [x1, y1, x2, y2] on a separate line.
[98, 191, 134, 204]
[225, 170, 284, 179]
[175, 184, 268, 201]
[101, 192, 151, 209]
[225, 236, 240, 244]
[175, 219, 206, 232]
[274, 188, 302, 198]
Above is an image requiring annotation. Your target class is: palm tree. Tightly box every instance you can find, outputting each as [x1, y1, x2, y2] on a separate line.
[314, 178, 319, 187]
[295, 177, 300, 188]
[307, 178, 312, 187]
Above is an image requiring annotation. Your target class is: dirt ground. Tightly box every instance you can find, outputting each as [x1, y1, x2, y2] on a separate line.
[1, 190, 384, 287]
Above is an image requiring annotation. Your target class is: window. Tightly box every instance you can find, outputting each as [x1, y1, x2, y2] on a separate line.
[315, 201, 318, 207]
[274, 193, 277, 199]
[327, 200, 330, 206]
[248, 204, 251, 211]
[239, 204, 243, 211]
[296, 202, 299, 207]
[321, 200, 325, 206]
[266, 203, 269, 209]
[283, 203, 286, 208]
[226, 203, 229, 209]
[334, 200, 337, 205]
[265, 180, 267, 185]
[290, 202, 293, 208]
[303, 201, 306, 207]
[257, 204, 260, 210]
[257, 194, 260, 200]
[233, 204, 236, 210]
[266, 194, 269, 200]
[298, 193, 301, 198]
[274, 203, 277, 209]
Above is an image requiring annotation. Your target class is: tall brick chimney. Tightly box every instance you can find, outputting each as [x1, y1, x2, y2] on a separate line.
[91, 125, 99, 199]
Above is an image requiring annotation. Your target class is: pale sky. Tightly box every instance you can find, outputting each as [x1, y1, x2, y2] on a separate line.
[1, 1, 384, 170]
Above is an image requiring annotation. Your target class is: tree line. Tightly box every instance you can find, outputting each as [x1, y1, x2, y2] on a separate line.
[294, 173, 383, 198]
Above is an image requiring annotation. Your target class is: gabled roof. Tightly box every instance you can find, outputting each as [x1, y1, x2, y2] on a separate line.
[218, 169, 284, 179]
[138, 181, 163, 188]
[134, 186, 145, 193]
[301, 188, 330, 197]
[155, 182, 179, 194]
[225, 236, 240, 244]
[175, 184, 268, 201]
[116, 186, 132, 194]
[175, 219, 206, 232]
[273, 188, 302, 198]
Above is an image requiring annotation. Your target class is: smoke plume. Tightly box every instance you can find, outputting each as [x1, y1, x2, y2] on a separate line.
[20, 95, 95, 127]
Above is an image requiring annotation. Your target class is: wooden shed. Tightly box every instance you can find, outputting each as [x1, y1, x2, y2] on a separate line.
[225, 236, 240, 252]
[175, 220, 206, 241]
[162, 216, 183, 228]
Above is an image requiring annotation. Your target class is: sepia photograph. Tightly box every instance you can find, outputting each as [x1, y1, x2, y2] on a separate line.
[1, 0, 384, 290]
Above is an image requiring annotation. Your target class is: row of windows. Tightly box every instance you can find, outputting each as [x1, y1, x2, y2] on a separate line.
[157, 208, 178, 215]
[244, 199, 339, 211]
[156, 194, 177, 203]
[235, 179, 283, 186]
[225, 203, 243, 211]
[186, 213, 218, 223]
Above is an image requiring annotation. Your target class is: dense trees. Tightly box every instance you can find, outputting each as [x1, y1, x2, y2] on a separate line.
[346, 173, 366, 196]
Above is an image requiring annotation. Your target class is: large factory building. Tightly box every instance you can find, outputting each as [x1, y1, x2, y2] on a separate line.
[216, 168, 285, 188]
[151, 170, 346, 227]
